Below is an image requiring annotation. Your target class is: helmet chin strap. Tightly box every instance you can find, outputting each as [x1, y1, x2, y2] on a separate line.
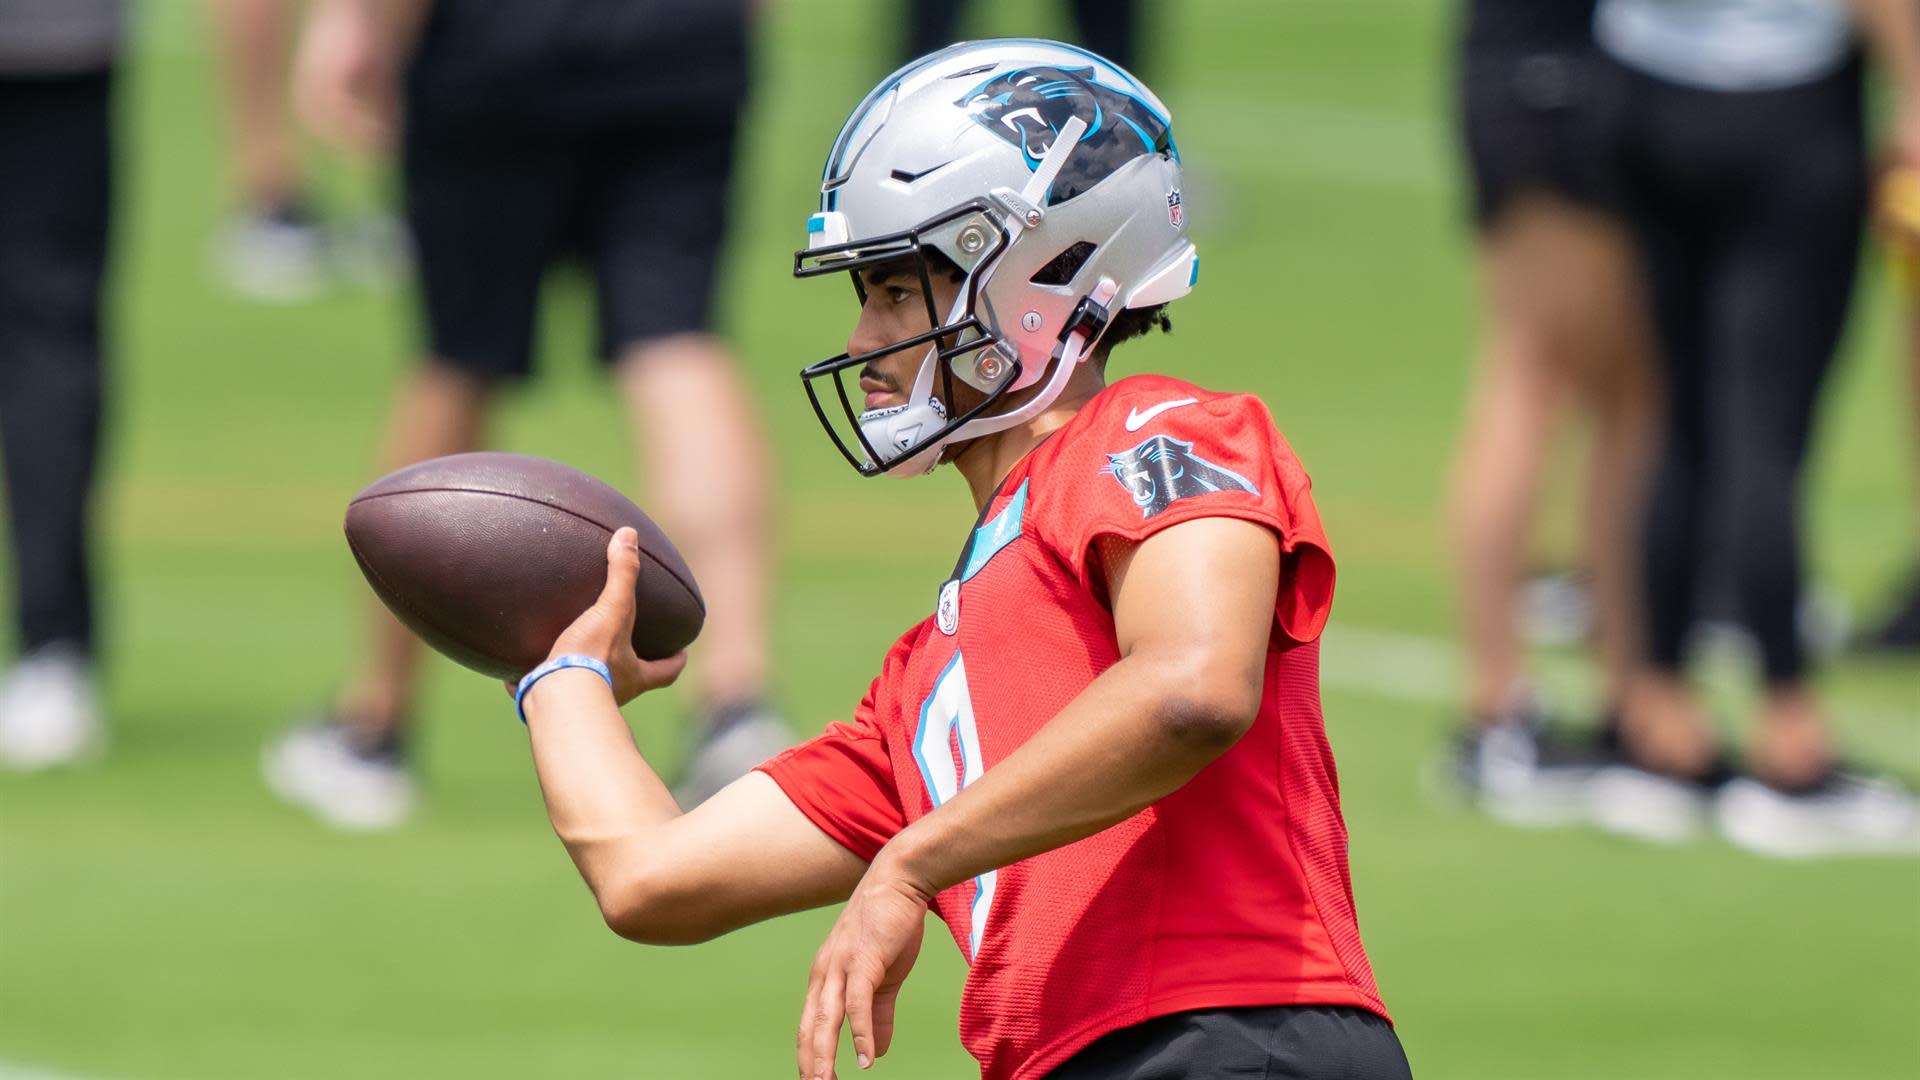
[862, 117, 1094, 476]
[945, 274, 1119, 443]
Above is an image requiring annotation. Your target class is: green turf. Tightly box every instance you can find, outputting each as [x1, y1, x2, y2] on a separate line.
[2, 2, 1917, 1077]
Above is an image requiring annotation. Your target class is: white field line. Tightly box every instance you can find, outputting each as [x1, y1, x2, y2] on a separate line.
[0, 1063, 112, 1080]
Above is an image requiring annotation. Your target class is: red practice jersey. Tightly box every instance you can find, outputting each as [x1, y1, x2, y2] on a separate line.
[759, 373, 1388, 1080]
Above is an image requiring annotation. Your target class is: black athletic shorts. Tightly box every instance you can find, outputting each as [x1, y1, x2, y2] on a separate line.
[1458, 44, 1626, 226]
[401, 104, 739, 379]
[1047, 1005, 1413, 1080]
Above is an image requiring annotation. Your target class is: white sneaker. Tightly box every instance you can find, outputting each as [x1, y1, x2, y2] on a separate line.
[216, 206, 330, 303]
[263, 721, 415, 830]
[674, 710, 794, 808]
[1587, 764, 1711, 844]
[1715, 773, 1920, 858]
[0, 644, 104, 770]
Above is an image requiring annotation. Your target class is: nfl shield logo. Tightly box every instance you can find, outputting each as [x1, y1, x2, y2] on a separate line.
[936, 579, 960, 635]
[1166, 190, 1184, 228]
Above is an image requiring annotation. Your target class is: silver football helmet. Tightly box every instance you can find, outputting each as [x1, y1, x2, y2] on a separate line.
[795, 39, 1198, 477]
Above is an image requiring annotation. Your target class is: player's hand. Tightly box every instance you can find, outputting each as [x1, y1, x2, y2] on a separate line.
[291, 0, 399, 155]
[798, 857, 931, 1079]
[541, 528, 686, 705]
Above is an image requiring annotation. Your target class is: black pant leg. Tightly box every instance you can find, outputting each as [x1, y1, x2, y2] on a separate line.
[905, 0, 969, 60]
[1067, 0, 1143, 74]
[1628, 132, 1715, 674]
[1703, 70, 1865, 684]
[1623, 61, 1866, 680]
[0, 71, 114, 655]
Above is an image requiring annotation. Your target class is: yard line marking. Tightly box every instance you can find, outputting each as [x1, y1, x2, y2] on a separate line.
[0, 1062, 114, 1080]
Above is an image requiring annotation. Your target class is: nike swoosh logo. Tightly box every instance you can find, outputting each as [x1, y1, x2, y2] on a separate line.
[1124, 398, 1199, 432]
[888, 161, 955, 184]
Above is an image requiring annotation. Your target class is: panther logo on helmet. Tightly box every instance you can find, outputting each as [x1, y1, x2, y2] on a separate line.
[957, 66, 1176, 204]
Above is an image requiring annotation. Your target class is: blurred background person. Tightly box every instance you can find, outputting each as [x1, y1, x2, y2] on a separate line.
[1590, 0, 1920, 855]
[905, 0, 1143, 72]
[1854, 161, 1920, 653]
[1447, 0, 1659, 825]
[263, 0, 788, 829]
[0, 0, 122, 769]
[208, 0, 330, 302]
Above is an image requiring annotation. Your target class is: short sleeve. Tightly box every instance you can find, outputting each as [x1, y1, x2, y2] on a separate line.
[1036, 387, 1336, 643]
[755, 678, 905, 863]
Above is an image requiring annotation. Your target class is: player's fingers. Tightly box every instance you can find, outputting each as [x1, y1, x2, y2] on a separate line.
[797, 962, 825, 1079]
[597, 528, 642, 613]
[871, 985, 900, 1059]
[808, 962, 847, 1080]
[844, 970, 877, 1070]
[634, 651, 688, 692]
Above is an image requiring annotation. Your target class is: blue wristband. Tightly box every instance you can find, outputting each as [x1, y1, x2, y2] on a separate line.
[515, 654, 614, 726]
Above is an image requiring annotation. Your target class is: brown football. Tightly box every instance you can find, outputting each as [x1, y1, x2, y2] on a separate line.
[342, 452, 704, 679]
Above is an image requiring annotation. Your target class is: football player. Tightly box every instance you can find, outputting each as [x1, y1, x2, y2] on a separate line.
[516, 40, 1412, 1080]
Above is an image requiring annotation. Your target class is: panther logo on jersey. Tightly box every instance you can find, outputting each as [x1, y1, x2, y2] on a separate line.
[956, 65, 1175, 204]
[1106, 434, 1259, 518]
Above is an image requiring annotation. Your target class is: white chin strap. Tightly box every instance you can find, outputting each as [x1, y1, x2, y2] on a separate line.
[860, 117, 1096, 478]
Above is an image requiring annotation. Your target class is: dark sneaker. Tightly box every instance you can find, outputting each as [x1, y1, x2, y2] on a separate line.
[673, 703, 794, 808]
[1454, 710, 1618, 827]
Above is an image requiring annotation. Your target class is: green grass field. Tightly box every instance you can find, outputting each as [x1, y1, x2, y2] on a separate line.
[3, 2, 1917, 1077]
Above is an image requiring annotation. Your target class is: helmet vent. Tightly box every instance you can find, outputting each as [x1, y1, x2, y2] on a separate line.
[1029, 241, 1098, 286]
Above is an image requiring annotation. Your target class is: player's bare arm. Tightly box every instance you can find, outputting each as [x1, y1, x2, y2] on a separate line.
[799, 514, 1281, 1079]
[519, 529, 867, 944]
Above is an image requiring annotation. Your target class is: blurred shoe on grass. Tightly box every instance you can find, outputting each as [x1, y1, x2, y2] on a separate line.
[1715, 769, 1920, 858]
[0, 643, 102, 770]
[215, 199, 330, 303]
[263, 715, 415, 830]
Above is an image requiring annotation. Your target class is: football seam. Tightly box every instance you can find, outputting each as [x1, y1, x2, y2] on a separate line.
[349, 487, 705, 614]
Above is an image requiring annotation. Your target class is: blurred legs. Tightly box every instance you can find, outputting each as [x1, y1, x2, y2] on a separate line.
[0, 72, 113, 769]
[1624, 64, 1866, 795]
[208, 0, 301, 212]
[616, 334, 789, 806]
[0, 74, 112, 657]
[615, 333, 772, 712]
[333, 363, 495, 743]
[267, 363, 488, 826]
[1451, 194, 1653, 721]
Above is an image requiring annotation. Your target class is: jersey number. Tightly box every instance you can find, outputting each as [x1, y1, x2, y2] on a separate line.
[912, 652, 997, 959]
